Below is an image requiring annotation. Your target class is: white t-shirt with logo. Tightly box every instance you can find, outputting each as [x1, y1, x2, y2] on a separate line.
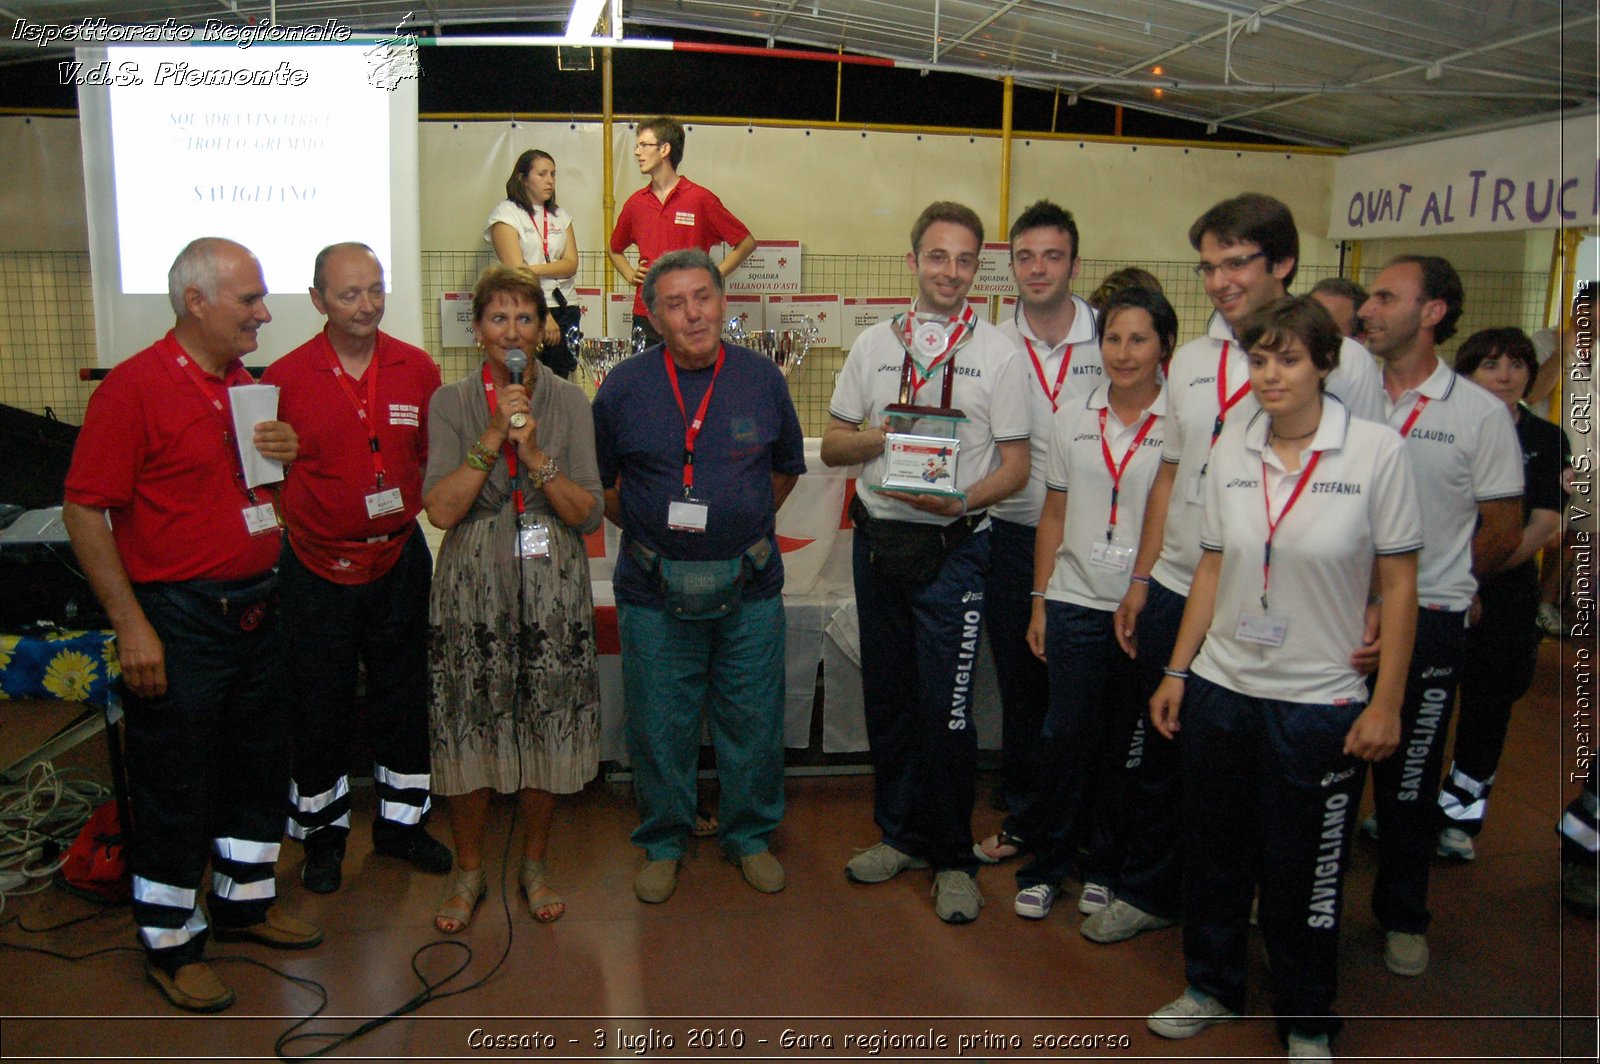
[1044, 384, 1166, 612]
[1193, 400, 1423, 705]
[994, 295, 1104, 526]
[484, 199, 577, 306]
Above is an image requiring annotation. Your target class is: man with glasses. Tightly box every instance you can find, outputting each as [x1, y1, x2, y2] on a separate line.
[1087, 193, 1383, 947]
[607, 116, 756, 345]
[822, 201, 1031, 924]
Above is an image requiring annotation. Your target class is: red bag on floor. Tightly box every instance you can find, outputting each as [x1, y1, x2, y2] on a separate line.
[60, 800, 129, 902]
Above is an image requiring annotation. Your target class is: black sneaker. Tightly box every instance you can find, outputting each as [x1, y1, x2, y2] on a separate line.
[301, 845, 343, 894]
[373, 829, 453, 874]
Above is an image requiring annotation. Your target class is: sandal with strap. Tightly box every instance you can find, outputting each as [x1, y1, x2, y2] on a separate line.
[973, 830, 1028, 864]
[691, 805, 720, 839]
[519, 857, 565, 923]
[435, 867, 486, 934]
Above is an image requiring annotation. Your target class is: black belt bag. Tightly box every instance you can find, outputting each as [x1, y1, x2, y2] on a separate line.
[849, 494, 983, 586]
[629, 538, 774, 620]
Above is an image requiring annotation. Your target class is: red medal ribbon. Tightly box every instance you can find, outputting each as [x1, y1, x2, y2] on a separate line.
[481, 362, 524, 517]
[321, 331, 387, 490]
[1026, 339, 1074, 412]
[897, 304, 976, 405]
[1259, 449, 1323, 608]
[1099, 406, 1159, 540]
[663, 346, 726, 498]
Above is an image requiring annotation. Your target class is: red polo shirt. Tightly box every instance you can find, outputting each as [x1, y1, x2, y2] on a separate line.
[65, 331, 283, 584]
[262, 329, 441, 585]
[609, 175, 751, 317]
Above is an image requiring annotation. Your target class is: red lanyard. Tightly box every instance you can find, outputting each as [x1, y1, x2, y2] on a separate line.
[1211, 341, 1252, 449]
[1099, 407, 1159, 540]
[321, 333, 386, 489]
[172, 348, 259, 505]
[1259, 450, 1322, 608]
[897, 304, 975, 405]
[526, 205, 551, 262]
[1396, 395, 1430, 439]
[663, 346, 726, 498]
[481, 363, 524, 516]
[1026, 339, 1074, 412]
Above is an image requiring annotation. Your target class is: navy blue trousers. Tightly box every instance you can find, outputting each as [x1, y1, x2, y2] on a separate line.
[1369, 607, 1466, 933]
[1181, 675, 1367, 1041]
[983, 518, 1050, 829]
[855, 528, 989, 874]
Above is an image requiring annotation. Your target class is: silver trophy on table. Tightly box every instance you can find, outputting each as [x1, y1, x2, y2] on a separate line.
[567, 321, 641, 389]
[722, 316, 820, 380]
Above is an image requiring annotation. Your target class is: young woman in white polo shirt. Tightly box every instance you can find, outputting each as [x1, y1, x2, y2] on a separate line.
[998, 287, 1174, 921]
[1143, 297, 1422, 1061]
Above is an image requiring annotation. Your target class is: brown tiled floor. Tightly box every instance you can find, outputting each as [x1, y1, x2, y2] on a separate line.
[2, 640, 1595, 1061]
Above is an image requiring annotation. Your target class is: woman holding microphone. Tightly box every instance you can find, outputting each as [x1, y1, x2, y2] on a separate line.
[1144, 297, 1421, 1061]
[486, 149, 580, 378]
[424, 266, 602, 931]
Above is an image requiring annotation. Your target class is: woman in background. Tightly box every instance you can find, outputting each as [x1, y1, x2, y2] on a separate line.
[1435, 328, 1569, 860]
[486, 149, 581, 378]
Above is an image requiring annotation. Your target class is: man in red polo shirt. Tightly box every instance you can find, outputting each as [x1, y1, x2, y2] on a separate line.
[607, 115, 756, 345]
[64, 237, 320, 1014]
[262, 243, 449, 894]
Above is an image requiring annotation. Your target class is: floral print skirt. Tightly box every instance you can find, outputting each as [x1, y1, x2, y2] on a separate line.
[427, 508, 600, 796]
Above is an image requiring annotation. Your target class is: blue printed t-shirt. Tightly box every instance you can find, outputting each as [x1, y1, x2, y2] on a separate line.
[593, 343, 806, 609]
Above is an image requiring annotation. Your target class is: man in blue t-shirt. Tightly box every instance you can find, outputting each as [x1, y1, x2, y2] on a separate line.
[593, 248, 805, 905]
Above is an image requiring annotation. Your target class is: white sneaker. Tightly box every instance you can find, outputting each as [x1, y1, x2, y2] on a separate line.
[1384, 930, 1429, 976]
[1081, 898, 1176, 943]
[1436, 827, 1476, 861]
[932, 870, 984, 923]
[1013, 884, 1059, 919]
[1287, 1030, 1333, 1060]
[1147, 988, 1237, 1039]
[1078, 881, 1113, 914]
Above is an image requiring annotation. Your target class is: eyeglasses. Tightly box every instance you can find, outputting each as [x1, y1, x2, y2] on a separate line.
[920, 250, 980, 271]
[636, 140, 662, 150]
[1192, 251, 1266, 278]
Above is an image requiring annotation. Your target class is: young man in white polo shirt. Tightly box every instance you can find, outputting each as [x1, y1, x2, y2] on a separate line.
[1357, 255, 1523, 977]
[822, 201, 1032, 924]
[1089, 193, 1386, 944]
[976, 200, 1104, 863]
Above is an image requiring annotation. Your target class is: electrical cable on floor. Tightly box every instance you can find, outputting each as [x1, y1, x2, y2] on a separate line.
[271, 804, 524, 1062]
[0, 761, 111, 918]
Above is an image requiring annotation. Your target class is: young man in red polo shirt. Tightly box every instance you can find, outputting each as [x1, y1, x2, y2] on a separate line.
[607, 116, 756, 345]
[262, 243, 449, 894]
[64, 237, 321, 1013]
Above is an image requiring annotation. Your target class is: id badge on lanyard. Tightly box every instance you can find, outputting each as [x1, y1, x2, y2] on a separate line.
[664, 349, 723, 534]
[517, 518, 552, 559]
[242, 502, 279, 536]
[365, 488, 404, 519]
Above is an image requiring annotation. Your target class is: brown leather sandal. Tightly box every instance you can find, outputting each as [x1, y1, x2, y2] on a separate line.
[519, 858, 565, 923]
[434, 867, 486, 934]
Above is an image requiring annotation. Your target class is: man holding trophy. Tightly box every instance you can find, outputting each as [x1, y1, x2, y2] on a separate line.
[821, 201, 1031, 924]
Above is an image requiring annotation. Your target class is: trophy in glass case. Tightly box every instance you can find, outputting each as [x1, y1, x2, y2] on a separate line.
[870, 311, 972, 499]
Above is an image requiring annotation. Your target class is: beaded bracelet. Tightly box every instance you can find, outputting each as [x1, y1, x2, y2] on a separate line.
[528, 456, 560, 489]
[1130, 573, 1152, 586]
[464, 445, 494, 473]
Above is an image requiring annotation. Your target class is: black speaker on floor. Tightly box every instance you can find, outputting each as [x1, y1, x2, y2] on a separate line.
[0, 403, 78, 511]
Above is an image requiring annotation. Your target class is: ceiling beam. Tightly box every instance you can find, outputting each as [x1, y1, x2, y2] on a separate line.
[1213, 13, 1598, 125]
[934, 0, 1026, 62]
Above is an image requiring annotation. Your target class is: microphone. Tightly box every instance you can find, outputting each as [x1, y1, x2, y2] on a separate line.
[504, 349, 528, 428]
[505, 348, 528, 385]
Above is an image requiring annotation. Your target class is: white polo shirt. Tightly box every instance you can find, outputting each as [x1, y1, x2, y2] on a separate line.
[1151, 311, 1386, 596]
[1043, 383, 1167, 612]
[1384, 359, 1524, 611]
[829, 316, 1032, 526]
[484, 199, 577, 306]
[994, 295, 1104, 526]
[1193, 400, 1423, 705]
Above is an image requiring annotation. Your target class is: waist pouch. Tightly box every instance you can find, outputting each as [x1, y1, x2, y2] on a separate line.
[631, 538, 774, 620]
[849, 494, 982, 585]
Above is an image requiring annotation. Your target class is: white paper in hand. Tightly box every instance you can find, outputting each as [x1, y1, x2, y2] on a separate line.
[229, 384, 283, 488]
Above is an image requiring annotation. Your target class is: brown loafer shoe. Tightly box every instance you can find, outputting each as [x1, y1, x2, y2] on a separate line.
[212, 907, 323, 950]
[145, 961, 235, 1013]
[736, 850, 786, 893]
